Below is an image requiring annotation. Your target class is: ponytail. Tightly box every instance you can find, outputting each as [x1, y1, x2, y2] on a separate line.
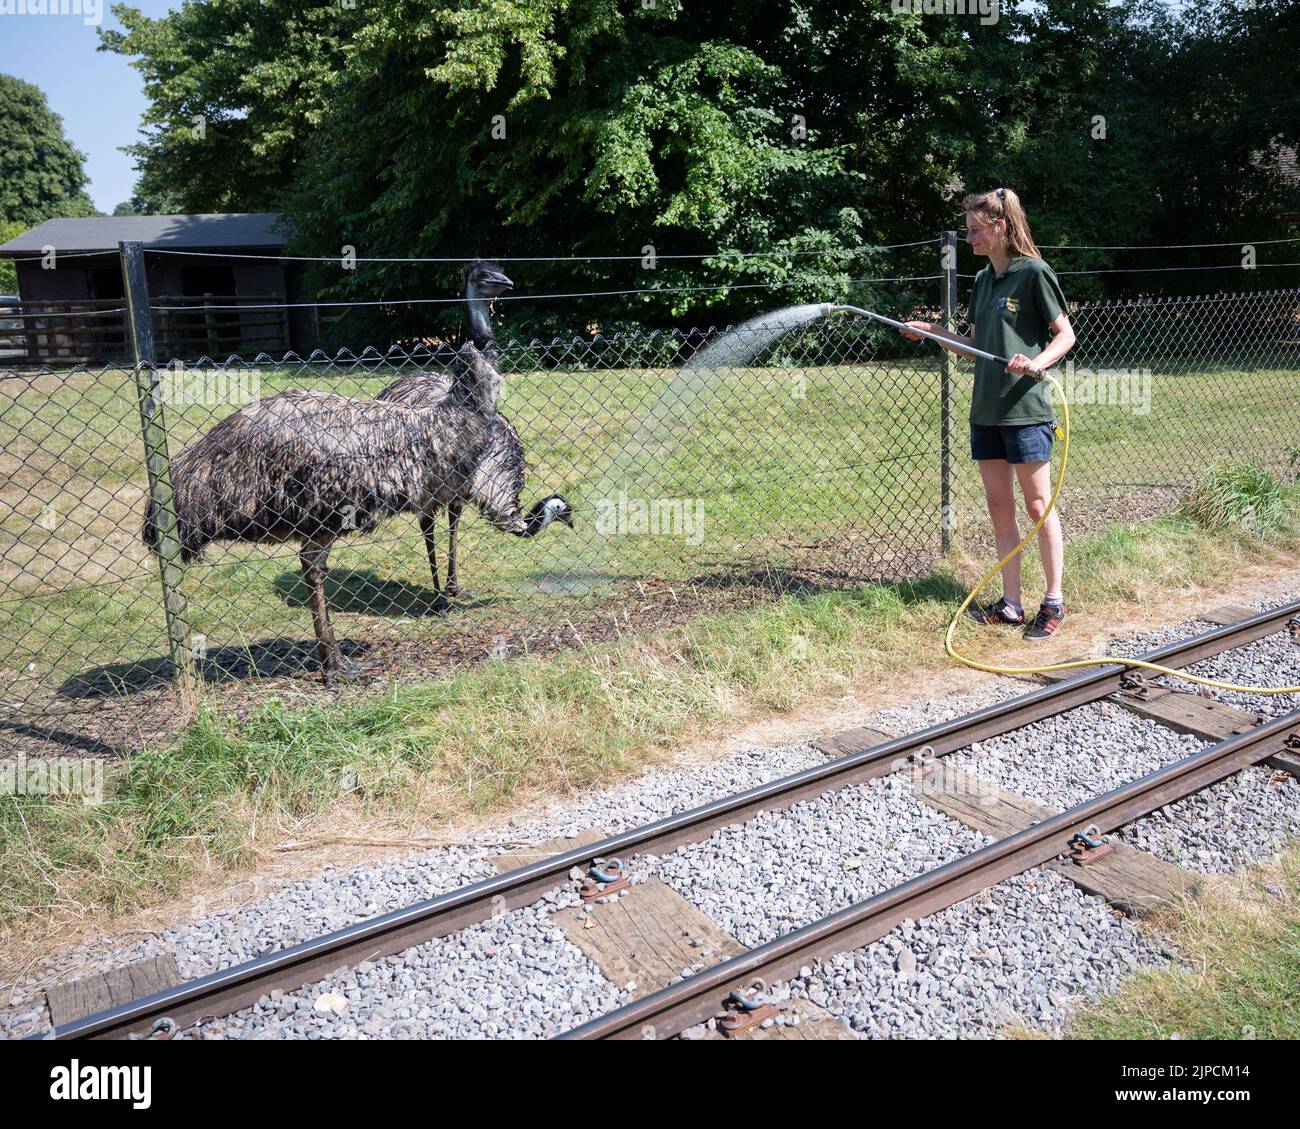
[962, 187, 1041, 259]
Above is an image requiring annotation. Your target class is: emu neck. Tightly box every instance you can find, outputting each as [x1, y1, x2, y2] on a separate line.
[465, 296, 496, 359]
[521, 503, 558, 537]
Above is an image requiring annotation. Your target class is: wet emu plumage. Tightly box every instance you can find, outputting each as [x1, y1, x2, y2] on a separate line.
[377, 260, 573, 605]
[143, 342, 503, 681]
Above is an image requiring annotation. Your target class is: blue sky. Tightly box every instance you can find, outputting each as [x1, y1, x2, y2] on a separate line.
[0, 1, 178, 213]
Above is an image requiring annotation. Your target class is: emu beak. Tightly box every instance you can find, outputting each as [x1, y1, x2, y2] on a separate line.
[489, 270, 513, 292]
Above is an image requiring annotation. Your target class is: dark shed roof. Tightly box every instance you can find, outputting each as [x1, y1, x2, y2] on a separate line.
[0, 214, 286, 256]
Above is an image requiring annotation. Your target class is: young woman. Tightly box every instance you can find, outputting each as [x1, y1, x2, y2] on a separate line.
[901, 187, 1076, 639]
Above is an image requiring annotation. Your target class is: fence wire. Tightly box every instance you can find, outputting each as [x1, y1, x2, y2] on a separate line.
[1, 285, 1297, 757]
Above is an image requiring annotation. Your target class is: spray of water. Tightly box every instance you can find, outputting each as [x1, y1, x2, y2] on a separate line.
[587, 304, 834, 508]
[681, 303, 830, 370]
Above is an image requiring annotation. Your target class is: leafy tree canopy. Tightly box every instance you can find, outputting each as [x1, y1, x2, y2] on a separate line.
[0, 74, 97, 228]
[100, 0, 1300, 337]
[0, 219, 27, 294]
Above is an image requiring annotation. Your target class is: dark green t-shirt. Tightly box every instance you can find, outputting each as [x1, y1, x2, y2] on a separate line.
[969, 256, 1067, 425]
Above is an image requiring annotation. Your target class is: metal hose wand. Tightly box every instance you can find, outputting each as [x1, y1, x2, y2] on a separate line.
[819, 303, 1045, 380]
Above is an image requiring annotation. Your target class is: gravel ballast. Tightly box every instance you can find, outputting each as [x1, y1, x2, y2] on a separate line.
[654, 776, 1168, 1040]
[0, 742, 828, 1040]
[869, 591, 1300, 875]
[784, 866, 1167, 1039]
[650, 777, 989, 950]
[198, 892, 622, 1041]
[1106, 590, 1300, 720]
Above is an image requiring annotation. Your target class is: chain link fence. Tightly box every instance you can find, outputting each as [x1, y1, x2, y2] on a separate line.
[2, 275, 1298, 757]
[948, 287, 1300, 550]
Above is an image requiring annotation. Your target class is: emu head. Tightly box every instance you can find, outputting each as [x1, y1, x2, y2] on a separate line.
[521, 494, 576, 536]
[461, 260, 512, 359]
[539, 494, 575, 529]
[462, 259, 513, 301]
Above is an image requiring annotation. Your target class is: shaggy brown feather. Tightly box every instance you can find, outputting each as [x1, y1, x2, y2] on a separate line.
[376, 368, 531, 535]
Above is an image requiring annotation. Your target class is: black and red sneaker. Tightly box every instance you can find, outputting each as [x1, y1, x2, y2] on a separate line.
[965, 597, 1025, 626]
[1024, 602, 1066, 640]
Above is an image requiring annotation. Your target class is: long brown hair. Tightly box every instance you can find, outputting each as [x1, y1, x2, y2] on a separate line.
[962, 187, 1041, 259]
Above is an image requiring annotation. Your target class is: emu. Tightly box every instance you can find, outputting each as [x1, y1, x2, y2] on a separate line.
[377, 260, 574, 610]
[144, 341, 503, 682]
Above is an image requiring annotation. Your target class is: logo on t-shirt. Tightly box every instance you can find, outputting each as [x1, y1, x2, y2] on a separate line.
[997, 296, 1020, 314]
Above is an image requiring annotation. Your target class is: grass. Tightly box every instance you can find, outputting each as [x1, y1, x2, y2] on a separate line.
[1181, 458, 1288, 534]
[2, 359, 953, 696]
[3, 492, 1299, 946]
[2, 357, 1299, 705]
[1068, 844, 1300, 1040]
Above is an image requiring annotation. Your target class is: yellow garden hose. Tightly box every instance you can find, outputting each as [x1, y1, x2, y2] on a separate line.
[944, 370, 1300, 695]
[818, 303, 1299, 696]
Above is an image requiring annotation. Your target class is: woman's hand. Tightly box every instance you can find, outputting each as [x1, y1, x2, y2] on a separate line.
[899, 320, 932, 341]
[1004, 353, 1041, 377]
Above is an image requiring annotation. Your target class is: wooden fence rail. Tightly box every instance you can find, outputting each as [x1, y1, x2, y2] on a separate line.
[0, 295, 296, 368]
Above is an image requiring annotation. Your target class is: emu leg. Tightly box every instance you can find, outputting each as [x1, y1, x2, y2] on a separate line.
[419, 508, 449, 615]
[300, 539, 343, 680]
[446, 501, 463, 598]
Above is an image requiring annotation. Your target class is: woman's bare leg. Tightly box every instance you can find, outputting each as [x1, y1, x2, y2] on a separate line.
[1014, 460, 1063, 599]
[978, 458, 1022, 605]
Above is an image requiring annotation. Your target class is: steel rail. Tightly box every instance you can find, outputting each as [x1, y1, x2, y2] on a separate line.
[561, 706, 1300, 1040]
[48, 599, 1298, 1039]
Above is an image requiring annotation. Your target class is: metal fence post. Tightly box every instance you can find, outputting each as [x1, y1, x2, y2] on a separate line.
[939, 230, 958, 553]
[120, 239, 193, 679]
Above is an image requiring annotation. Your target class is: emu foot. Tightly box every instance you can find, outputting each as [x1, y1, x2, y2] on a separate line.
[319, 654, 377, 686]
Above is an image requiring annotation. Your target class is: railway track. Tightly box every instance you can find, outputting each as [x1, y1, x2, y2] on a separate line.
[43, 598, 1300, 1041]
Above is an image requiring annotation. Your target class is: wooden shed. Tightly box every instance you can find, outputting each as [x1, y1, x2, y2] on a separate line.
[0, 214, 319, 366]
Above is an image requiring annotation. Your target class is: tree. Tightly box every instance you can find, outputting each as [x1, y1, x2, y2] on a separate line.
[1138, 0, 1300, 244]
[97, 2, 973, 337]
[0, 219, 26, 294]
[279, 1, 975, 340]
[0, 74, 97, 227]
[112, 186, 184, 216]
[101, 0, 1299, 338]
[99, 1, 361, 214]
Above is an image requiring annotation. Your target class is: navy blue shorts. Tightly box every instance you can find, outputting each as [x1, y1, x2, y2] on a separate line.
[970, 421, 1057, 463]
